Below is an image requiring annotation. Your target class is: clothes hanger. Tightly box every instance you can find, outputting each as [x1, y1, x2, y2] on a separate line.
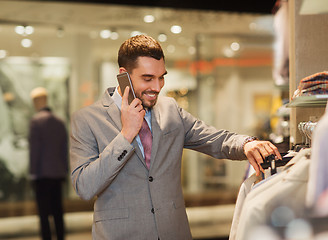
[260, 154, 292, 175]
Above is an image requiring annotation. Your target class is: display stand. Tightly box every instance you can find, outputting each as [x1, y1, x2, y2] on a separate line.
[287, 95, 328, 108]
[288, 0, 328, 146]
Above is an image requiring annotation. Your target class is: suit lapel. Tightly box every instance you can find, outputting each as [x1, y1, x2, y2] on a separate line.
[102, 89, 122, 131]
[105, 103, 122, 130]
[132, 140, 145, 168]
[150, 104, 162, 170]
[102, 88, 146, 167]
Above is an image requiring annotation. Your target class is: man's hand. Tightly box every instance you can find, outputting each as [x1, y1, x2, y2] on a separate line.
[120, 86, 145, 143]
[244, 140, 282, 176]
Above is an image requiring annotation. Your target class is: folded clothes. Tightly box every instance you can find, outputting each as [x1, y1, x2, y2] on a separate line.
[292, 71, 328, 99]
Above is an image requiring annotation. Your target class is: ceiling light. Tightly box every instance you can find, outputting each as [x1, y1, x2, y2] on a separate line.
[21, 39, 32, 48]
[230, 42, 240, 51]
[158, 33, 167, 42]
[170, 25, 182, 34]
[223, 47, 234, 58]
[188, 46, 196, 55]
[144, 15, 155, 23]
[15, 25, 34, 36]
[25, 26, 34, 35]
[15, 25, 25, 35]
[100, 29, 111, 39]
[110, 31, 119, 40]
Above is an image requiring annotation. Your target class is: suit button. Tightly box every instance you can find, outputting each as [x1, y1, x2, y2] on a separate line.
[123, 150, 127, 154]
[149, 176, 153, 182]
[118, 156, 122, 161]
[151, 208, 154, 214]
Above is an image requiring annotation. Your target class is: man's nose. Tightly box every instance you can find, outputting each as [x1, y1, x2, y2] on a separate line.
[151, 79, 162, 92]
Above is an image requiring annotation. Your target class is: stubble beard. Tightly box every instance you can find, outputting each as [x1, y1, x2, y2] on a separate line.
[136, 91, 158, 109]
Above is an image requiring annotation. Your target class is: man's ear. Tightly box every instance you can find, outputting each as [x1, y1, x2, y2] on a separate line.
[119, 67, 127, 74]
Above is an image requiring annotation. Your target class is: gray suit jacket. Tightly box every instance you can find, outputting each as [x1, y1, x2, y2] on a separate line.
[70, 88, 248, 240]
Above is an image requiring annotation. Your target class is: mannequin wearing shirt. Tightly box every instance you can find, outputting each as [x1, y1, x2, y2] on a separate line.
[29, 87, 68, 240]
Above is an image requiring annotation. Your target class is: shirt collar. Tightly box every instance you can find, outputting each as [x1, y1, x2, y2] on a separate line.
[112, 87, 151, 114]
[112, 86, 122, 110]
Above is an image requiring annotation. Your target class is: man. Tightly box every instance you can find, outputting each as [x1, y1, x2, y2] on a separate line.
[29, 87, 68, 240]
[70, 35, 281, 240]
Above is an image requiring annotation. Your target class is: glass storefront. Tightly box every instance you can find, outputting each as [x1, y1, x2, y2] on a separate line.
[0, 1, 280, 216]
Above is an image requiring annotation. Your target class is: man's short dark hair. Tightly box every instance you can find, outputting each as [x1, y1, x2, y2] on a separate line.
[118, 35, 165, 73]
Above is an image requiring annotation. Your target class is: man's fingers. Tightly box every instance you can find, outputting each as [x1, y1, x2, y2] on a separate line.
[122, 86, 130, 106]
[271, 144, 282, 160]
[246, 147, 263, 164]
[245, 149, 264, 176]
[248, 156, 262, 176]
[263, 144, 274, 155]
[261, 142, 282, 160]
[134, 104, 144, 113]
[245, 140, 282, 177]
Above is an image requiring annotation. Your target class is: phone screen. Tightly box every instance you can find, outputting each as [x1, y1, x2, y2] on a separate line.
[117, 72, 136, 104]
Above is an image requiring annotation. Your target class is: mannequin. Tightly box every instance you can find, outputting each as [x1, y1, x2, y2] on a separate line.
[30, 87, 48, 111]
[29, 87, 68, 240]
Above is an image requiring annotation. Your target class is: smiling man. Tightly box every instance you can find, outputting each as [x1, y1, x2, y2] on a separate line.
[70, 35, 281, 240]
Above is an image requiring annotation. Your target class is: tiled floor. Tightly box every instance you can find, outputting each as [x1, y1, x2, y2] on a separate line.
[1, 205, 235, 240]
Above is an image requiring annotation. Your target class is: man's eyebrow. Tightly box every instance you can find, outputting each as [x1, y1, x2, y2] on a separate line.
[142, 71, 167, 78]
[142, 74, 154, 78]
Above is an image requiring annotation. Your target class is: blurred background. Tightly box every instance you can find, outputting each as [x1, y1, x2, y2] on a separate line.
[0, 0, 318, 239]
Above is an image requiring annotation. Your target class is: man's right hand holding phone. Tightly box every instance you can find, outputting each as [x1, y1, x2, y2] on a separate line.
[120, 86, 145, 143]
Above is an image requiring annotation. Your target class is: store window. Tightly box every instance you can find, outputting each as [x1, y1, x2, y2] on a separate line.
[180, 32, 278, 206]
[0, 1, 277, 216]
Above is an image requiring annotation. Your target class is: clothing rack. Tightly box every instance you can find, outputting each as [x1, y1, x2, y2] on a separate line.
[261, 120, 317, 176]
[293, 121, 318, 151]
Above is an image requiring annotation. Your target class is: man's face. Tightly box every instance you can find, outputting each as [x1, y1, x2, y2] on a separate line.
[125, 56, 166, 109]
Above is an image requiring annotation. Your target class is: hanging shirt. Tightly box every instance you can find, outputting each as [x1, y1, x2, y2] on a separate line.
[306, 103, 328, 211]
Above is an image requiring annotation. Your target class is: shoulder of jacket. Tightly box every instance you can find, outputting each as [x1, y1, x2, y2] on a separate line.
[157, 95, 177, 105]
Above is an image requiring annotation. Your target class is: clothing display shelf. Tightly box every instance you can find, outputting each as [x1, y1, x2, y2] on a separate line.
[286, 95, 328, 108]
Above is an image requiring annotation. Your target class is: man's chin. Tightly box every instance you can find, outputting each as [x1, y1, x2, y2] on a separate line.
[142, 99, 157, 109]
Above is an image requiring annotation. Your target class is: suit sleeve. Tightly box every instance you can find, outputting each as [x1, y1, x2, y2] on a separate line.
[70, 110, 134, 201]
[175, 100, 248, 160]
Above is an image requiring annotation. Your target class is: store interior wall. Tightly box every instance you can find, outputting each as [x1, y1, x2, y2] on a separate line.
[0, 1, 279, 212]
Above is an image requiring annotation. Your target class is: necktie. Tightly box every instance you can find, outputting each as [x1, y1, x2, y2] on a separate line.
[139, 119, 152, 169]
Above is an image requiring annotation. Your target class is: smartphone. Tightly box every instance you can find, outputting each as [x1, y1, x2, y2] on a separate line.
[117, 72, 136, 104]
